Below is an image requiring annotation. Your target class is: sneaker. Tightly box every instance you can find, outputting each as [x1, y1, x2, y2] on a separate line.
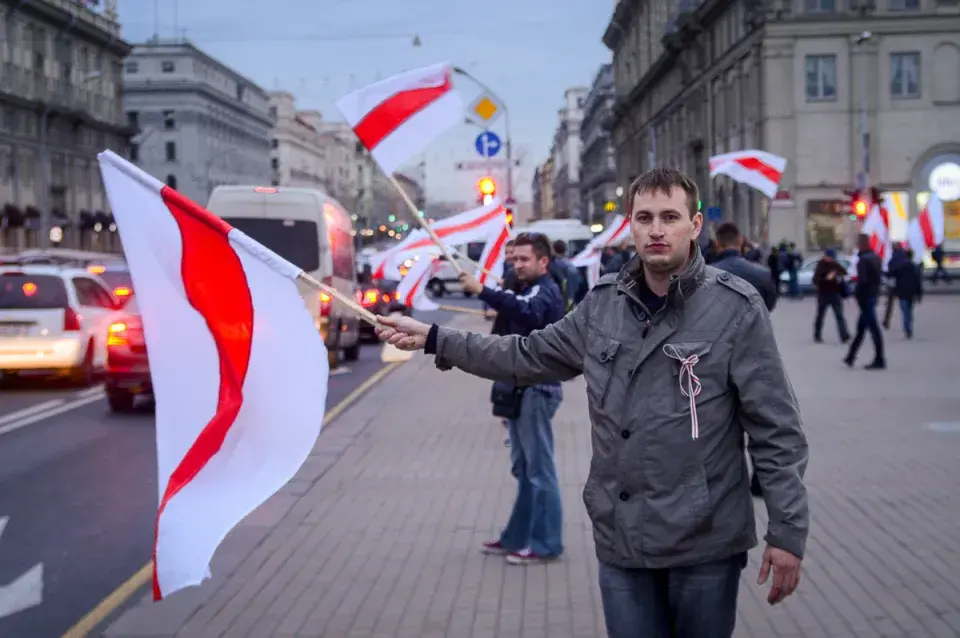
[505, 548, 559, 565]
[480, 540, 508, 556]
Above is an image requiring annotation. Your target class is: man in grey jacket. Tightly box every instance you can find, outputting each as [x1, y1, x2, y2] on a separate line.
[377, 168, 809, 638]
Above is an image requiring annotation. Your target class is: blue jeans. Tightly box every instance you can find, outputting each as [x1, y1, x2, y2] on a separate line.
[599, 554, 746, 638]
[788, 270, 801, 297]
[500, 386, 563, 557]
[899, 298, 915, 337]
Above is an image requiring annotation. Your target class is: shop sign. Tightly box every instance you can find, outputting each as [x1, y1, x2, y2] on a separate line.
[928, 162, 960, 201]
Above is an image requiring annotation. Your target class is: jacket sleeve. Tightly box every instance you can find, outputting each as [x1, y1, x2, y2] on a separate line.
[812, 262, 826, 287]
[478, 283, 558, 332]
[432, 298, 589, 385]
[761, 275, 778, 312]
[729, 303, 809, 559]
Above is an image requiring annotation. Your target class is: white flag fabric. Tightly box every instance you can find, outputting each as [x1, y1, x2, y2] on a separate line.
[336, 63, 464, 175]
[571, 215, 630, 267]
[98, 151, 328, 600]
[396, 256, 439, 311]
[382, 202, 508, 279]
[709, 150, 787, 199]
[476, 226, 510, 288]
[862, 204, 893, 265]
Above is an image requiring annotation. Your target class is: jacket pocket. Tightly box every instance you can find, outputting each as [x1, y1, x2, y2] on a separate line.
[585, 338, 621, 410]
[642, 462, 713, 557]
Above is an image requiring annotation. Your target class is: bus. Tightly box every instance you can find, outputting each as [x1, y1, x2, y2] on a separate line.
[206, 186, 361, 369]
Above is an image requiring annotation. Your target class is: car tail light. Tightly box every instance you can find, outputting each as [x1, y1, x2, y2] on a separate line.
[393, 291, 400, 301]
[63, 307, 81, 331]
[114, 286, 132, 298]
[381, 293, 390, 304]
[361, 289, 379, 307]
[107, 316, 142, 346]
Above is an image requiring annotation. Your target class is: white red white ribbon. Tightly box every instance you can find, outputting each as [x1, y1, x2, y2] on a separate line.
[663, 344, 702, 440]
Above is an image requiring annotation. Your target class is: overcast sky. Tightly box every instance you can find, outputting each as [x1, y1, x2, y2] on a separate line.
[117, 0, 612, 204]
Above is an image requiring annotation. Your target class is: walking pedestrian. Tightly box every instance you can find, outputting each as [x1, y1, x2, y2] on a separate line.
[812, 249, 850, 344]
[462, 232, 567, 565]
[844, 233, 886, 369]
[377, 167, 809, 638]
[888, 248, 924, 339]
[711, 222, 778, 311]
[882, 244, 907, 330]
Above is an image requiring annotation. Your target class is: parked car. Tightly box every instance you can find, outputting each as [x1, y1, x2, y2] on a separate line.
[0, 263, 122, 384]
[780, 254, 857, 294]
[104, 295, 150, 412]
[87, 261, 134, 306]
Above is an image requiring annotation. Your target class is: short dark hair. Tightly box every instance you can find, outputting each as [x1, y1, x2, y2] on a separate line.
[552, 239, 567, 256]
[714, 222, 741, 248]
[628, 168, 700, 218]
[514, 232, 552, 260]
[504, 239, 515, 248]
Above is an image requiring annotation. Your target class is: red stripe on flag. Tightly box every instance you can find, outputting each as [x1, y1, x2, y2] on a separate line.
[152, 186, 255, 600]
[400, 206, 505, 253]
[734, 157, 782, 184]
[353, 71, 452, 151]
[479, 227, 510, 285]
[404, 265, 430, 307]
[919, 209, 936, 248]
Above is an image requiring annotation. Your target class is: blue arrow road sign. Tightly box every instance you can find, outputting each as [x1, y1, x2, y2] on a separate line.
[474, 131, 502, 158]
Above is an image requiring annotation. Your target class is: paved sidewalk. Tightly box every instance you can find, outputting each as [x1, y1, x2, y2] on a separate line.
[104, 298, 960, 638]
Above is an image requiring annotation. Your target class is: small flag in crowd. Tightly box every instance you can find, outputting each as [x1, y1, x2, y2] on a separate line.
[396, 256, 439, 312]
[908, 194, 945, 259]
[863, 203, 892, 262]
[98, 151, 329, 600]
[336, 62, 464, 174]
[709, 150, 787, 199]
[476, 225, 511, 287]
[380, 201, 508, 279]
[571, 214, 629, 268]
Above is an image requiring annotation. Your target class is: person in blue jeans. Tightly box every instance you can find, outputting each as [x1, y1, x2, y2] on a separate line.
[460, 231, 567, 565]
[845, 233, 886, 369]
[889, 248, 924, 339]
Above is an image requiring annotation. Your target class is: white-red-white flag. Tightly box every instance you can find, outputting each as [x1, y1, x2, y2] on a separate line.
[336, 63, 463, 175]
[476, 225, 511, 287]
[382, 202, 508, 279]
[97, 151, 328, 600]
[571, 215, 630, 267]
[907, 194, 945, 260]
[709, 150, 787, 199]
[862, 204, 892, 264]
[395, 256, 439, 311]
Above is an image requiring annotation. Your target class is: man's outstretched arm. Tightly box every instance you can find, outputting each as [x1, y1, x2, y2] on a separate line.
[378, 301, 589, 386]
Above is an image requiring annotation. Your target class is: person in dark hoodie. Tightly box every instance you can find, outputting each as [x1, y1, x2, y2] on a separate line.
[845, 233, 885, 369]
[888, 248, 924, 339]
[812, 249, 850, 344]
[711, 222, 777, 311]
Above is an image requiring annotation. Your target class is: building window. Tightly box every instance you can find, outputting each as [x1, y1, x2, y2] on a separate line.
[162, 110, 176, 130]
[165, 141, 177, 162]
[270, 138, 278, 149]
[890, 52, 921, 99]
[130, 143, 139, 162]
[804, 55, 837, 101]
[125, 61, 138, 73]
[889, 0, 919, 9]
[126, 110, 139, 130]
[270, 157, 279, 169]
[269, 106, 277, 118]
[161, 60, 175, 73]
[236, 83, 244, 101]
[803, 0, 836, 11]
[166, 174, 177, 189]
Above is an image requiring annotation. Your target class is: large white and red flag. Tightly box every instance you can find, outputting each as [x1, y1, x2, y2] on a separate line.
[709, 150, 787, 199]
[862, 204, 892, 263]
[907, 194, 946, 260]
[571, 214, 630, 267]
[97, 151, 328, 600]
[395, 256, 439, 311]
[476, 225, 511, 288]
[382, 202, 508, 278]
[336, 63, 463, 174]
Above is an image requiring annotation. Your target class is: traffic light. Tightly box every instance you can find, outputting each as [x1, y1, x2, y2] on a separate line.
[505, 210, 514, 227]
[844, 189, 868, 220]
[477, 176, 497, 205]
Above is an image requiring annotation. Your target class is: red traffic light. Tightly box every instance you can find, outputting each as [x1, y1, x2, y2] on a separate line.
[505, 212, 513, 226]
[477, 176, 496, 196]
[854, 200, 868, 217]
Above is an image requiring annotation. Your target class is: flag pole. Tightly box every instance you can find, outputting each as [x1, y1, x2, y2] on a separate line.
[437, 304, 492, 317]
[297, 272, 381, 326]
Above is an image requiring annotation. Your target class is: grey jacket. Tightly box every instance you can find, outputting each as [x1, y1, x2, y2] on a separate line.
[432, 246, 809, 568]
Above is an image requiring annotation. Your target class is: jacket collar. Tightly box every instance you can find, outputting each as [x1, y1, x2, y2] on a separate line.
[615, 241, 707, 311]
[715, 248, 741, 261]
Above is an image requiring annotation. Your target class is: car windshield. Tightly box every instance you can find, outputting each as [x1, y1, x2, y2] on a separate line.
[221, 218, 321, 272]
[99, 270, 132, 290]
[0, 274, 69, 309]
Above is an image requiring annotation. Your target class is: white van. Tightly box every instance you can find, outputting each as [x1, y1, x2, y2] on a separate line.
[206, 186, 361, 368]
[511, 219, 595, 257]
[424, 241, 486, 297]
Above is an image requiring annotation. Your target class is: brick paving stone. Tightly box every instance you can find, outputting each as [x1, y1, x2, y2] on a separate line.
[104, 296, 960, 638]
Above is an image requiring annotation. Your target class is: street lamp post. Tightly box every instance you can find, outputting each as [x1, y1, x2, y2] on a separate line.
[39, 70, 101, 249]
[855, 31, 872, 192]
[452, 67, 515, 204]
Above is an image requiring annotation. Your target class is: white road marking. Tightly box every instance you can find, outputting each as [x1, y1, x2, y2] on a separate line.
[0, 517, 44, 619]
[0, 391, 105, 438]
[330, 366, 352, 376]
[0, 400, 66, 427]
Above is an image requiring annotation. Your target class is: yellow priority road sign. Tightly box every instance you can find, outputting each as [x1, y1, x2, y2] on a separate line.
[469, 93, 502, 124]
